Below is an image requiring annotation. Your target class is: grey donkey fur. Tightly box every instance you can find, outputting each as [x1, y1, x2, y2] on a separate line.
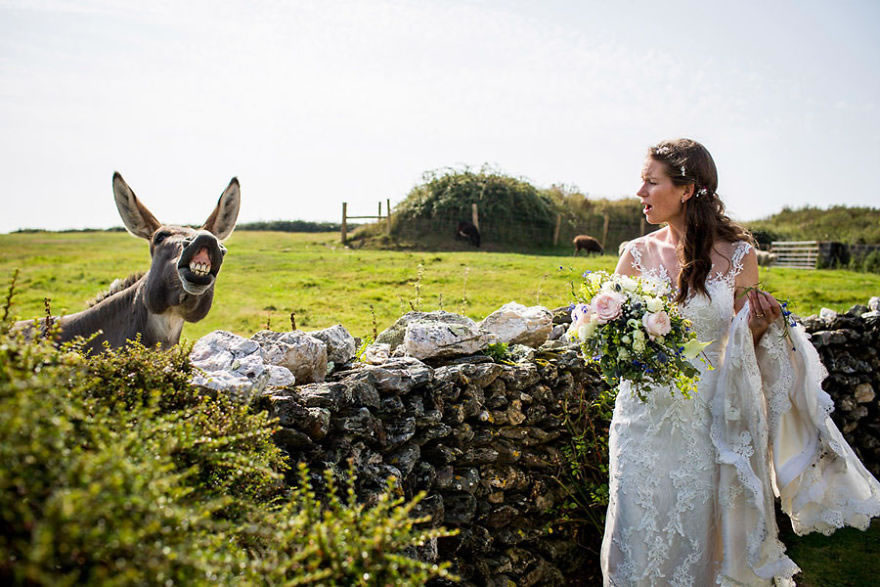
[16, 172, 240, 352]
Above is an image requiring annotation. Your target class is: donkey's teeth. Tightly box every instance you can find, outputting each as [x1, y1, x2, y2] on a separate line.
[189, 261, 211, 276]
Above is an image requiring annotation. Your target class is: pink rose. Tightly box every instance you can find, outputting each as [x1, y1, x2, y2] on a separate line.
[642, 311, 671, 339]
[592, 291, 625, 323]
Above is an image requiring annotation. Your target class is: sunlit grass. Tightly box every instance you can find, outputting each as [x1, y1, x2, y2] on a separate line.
[2, 231, 878, 344]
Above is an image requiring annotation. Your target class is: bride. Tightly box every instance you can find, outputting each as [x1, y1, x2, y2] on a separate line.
[601, 138, 880, 585]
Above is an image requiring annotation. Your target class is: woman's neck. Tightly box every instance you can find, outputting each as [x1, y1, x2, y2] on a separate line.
[659, 221, 686, 247]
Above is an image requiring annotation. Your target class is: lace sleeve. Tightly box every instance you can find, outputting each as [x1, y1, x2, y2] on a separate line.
[730, 241, 753, 279]
[625, 240, 645, 274]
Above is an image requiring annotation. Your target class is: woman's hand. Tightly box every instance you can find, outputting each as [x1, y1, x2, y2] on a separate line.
[747, 288, 782, 344]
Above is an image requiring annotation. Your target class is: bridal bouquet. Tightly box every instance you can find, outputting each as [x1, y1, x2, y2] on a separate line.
[568, 271, 711, 401]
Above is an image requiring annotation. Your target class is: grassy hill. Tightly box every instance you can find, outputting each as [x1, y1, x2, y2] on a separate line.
[746, 205, 880, 245]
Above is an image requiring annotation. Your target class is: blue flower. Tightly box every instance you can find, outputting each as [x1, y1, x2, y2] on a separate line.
[657, 351, 668, 364]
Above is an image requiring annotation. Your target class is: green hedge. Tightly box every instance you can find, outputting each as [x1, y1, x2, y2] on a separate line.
[0, 318, 455, 585]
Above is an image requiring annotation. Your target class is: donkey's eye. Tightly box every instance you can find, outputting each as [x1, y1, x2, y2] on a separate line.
[154, 231, 172, 244]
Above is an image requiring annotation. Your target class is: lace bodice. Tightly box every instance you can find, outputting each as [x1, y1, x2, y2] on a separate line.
[626, 238, 752, 362]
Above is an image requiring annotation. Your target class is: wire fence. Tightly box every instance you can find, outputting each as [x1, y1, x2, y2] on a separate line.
[384, 207, 648, 254]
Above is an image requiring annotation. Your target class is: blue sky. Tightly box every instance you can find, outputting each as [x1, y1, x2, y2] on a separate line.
[1, 0, 878, 232]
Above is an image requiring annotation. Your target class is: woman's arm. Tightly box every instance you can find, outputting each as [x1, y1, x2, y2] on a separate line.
[735, 247, 782, 344]
[614, 245, 640, 277]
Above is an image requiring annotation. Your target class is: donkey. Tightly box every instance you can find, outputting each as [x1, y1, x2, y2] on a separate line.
[17, 172, 240, 353]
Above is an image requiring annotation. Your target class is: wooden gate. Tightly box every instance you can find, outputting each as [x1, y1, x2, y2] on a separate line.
[771, 241, 819, 269]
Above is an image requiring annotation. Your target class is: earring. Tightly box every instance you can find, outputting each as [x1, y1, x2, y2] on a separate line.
[681, 198, 685, 204]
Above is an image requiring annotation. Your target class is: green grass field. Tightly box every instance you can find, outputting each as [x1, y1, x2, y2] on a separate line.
[2, 229, 880, 583]
[2, 230, 879, 344]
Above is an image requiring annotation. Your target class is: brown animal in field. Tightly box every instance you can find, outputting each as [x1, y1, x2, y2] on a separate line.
[15, 172, 240, 353]
[573, 234, 603, 256]
[456, 221, 481, 247]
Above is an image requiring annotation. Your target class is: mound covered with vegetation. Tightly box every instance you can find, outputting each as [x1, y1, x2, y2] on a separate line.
[350, 167, 646, 253]
[353, 167, 559, 250]
[746, 205, 880, 245]
[0, 318, 455, 585]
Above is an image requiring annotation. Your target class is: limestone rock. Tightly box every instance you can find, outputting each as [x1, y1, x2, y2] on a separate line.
[403, 317, 489, 360]
[819, 307, 838, 321]
[479, 302, 553, 348]
[869, 296, 880, 312]
[190, 330, 286, 400]
[252, 330, 328, 384]
[377, 310, 477, 350]
[310, 324, 357, 365]
[361, 343, 390, 365]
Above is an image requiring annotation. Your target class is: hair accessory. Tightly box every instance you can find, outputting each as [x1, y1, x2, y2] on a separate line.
[680, 165, 686, 176]
[653, 145, 672, 156]
[697, 187, 708, 198]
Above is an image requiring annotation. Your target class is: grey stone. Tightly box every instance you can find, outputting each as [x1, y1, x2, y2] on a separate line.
[479, 302, 553, 348]
[252, 330, 328, 384]
[361, 343, 390, 364]
[819, 308, 838, 321]
[310, 324, 357, 365]
[377, 310, 476, 349]
[190, 330, 272, 400]
[869, 296, 880, 312]
[404, 318, 489, 360]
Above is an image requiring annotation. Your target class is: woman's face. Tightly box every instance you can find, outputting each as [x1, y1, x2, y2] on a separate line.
[637, 157, 689, 227]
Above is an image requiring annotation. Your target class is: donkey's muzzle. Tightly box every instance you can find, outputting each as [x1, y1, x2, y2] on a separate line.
[177, 232, 225, 295]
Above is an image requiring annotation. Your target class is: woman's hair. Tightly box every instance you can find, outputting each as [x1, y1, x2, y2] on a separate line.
[649, 138, 752, 303]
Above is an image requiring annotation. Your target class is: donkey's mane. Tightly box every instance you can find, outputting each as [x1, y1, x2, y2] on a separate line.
[87, 272, 145, 308]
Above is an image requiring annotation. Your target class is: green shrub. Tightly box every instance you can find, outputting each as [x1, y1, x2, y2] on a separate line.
[556, 380, 613, 551]
[0, 319, 456, 585]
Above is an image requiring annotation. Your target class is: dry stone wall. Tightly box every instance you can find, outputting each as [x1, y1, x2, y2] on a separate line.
[193, 298, 880, 585]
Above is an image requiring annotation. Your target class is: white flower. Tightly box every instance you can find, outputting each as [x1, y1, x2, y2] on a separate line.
[618, 348, 630, 360]
[633, 339, 646, 353]
[619, 275, 638, 292]
[588, 272, 603, 288]
[645, 296, 664, 313]
[578, 320, 598, 341]
[632, 329, 645, 342]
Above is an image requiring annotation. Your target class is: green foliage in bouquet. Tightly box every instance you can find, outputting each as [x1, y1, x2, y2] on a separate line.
[568, 271, 711, 401]
[0, 285, 456, 585]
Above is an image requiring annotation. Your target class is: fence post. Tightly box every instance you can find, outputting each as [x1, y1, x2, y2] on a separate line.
[341, 202, 348, 243]
[640, 217, 646, 236]
[602, 213, 610, 249]
[472, 203, 479, 230]
[386, 198, 392, 235]
[553, 214, 561, 246]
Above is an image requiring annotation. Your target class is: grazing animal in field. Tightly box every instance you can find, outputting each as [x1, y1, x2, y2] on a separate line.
[16, 172, 240, 353]
[756, 250, 777, 267]
[456, 221, 481, 247]
[573, 234, 603, 256]
[618, 240, 630, 257]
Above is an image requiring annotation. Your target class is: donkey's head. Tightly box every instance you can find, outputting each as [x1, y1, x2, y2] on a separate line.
[113, 172, 240, 324]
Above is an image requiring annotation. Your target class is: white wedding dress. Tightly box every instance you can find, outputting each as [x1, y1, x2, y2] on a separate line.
[601, 239, 880, 586]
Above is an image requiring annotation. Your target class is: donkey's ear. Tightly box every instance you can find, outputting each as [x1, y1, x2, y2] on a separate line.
[201, 177, 240, 240]
[113, 172, 161, 240]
